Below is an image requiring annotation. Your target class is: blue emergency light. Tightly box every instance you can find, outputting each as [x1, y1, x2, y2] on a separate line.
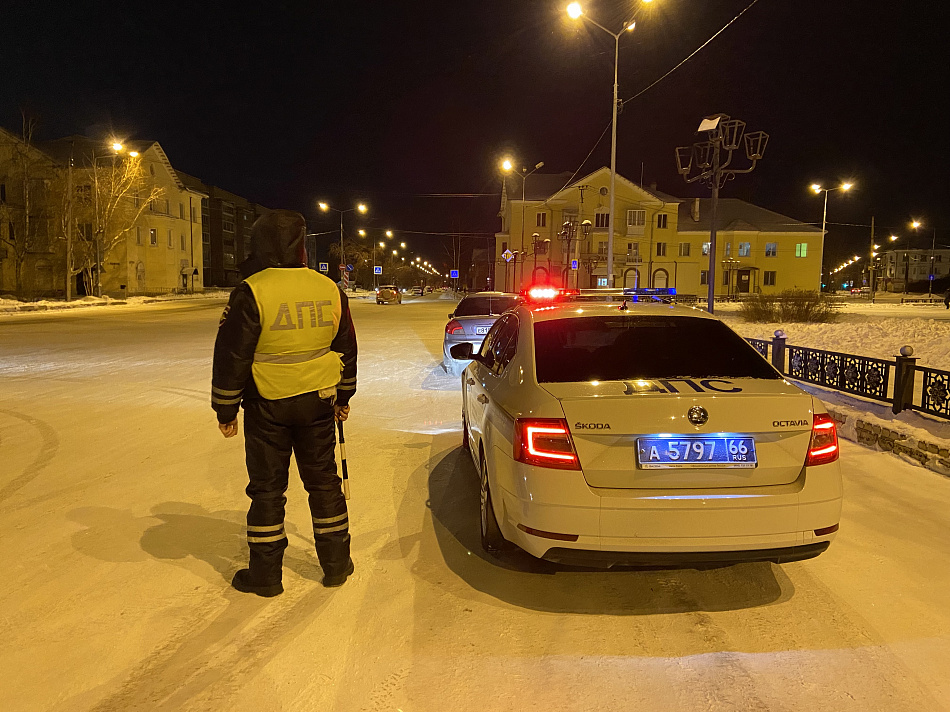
[623, 287, 676, 296]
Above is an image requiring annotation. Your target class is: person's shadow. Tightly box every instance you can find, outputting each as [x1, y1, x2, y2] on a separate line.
[68, 502, 322, 584]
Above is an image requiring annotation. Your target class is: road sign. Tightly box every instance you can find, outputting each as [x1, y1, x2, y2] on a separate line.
[346, 264, 354, 272]
[502, 249, 514, 263]
[450, 269, 459, 279]
[571, 259, 579, 270]
[319, 262, 329, 272]
[374, 266, 382, 275]
[339, 264, 346, 271]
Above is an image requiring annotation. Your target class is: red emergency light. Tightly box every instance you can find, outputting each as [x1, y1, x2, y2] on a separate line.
[521, 285, 578, 302]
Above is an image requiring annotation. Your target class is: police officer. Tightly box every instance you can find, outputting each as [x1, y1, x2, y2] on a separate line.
[212, 209, 357, 596]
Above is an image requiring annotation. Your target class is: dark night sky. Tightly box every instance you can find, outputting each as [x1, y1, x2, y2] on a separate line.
[5, 0, 948, 275]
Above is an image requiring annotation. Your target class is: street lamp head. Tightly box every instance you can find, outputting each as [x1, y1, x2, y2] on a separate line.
[626, 21, 637, 31]
[111, 142, 123, 152]
[386, 230, 393, 237]
[743, 130, 769, 160]
[128, 151, 139, 158]
[535, 161, 544, 170]
[720, 119, 746, 151]
[400, 242, 406, 248]
[358, 229, 366, 236]
[357, 204, 368, 213]
[501, 158, 513, 172]
[379, 242, 385, 248]
[567, 2, 583, 20]
[392, 250, 398, 256]
[811, 184, 823, 193]
[911, 220, 922, 229]
[890, 235, 899, 241]
[318, 202, 329, 212]
[674, 146, 693, 176]
[841, 182, 853, 191]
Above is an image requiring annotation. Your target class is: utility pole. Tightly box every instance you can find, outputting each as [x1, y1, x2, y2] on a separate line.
[65, 142, 74, 301]
[869, 216, 876, 304]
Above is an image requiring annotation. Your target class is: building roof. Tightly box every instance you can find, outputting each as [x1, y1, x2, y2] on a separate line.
[677, 198, 821, 234]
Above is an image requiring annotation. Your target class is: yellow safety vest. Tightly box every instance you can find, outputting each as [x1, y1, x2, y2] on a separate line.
[244, 267, 344, 400]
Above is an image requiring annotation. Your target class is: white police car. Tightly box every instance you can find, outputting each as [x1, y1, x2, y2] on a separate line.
[450, 287, 842, 567]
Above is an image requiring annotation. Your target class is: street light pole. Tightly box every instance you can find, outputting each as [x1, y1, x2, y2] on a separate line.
[501, 158, 543, 291]
[567, 3, 641, 289]
[811, 182, 853, 292]
[675, 114, 769, 314]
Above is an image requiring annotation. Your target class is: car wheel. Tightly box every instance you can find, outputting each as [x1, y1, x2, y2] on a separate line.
[479, 455, 507, 553]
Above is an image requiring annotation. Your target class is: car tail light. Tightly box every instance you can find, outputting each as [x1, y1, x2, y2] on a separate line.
[514, 418, 581, 470]
[806, 413, 839, 466]
[445, 319, 464, 335]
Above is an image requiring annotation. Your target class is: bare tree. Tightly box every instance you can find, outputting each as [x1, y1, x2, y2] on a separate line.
[329, 238, 371, 286]
[0, 116, 54, 299]
[68, 148, 163, 296]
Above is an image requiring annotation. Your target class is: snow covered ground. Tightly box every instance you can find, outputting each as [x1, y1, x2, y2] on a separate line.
[1, 296, 949, 711]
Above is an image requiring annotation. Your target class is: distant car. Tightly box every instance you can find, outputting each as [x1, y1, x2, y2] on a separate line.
[442, 291, 522, 376]
[376, 285, 402, 304]
[409, 286, 424, 296]
[426, 286, 434, 294]
[850, 287, 870, 295]
[451, 287, 842, 567]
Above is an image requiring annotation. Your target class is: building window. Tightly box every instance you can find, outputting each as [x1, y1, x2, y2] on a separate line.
[597, 241, 607, 255]
[0, 183, 5, 202]
[596, 277, 608, 287]
[702, 242, 710, 255]
[738, 242, 751, 257]
[223, 221, 235, 233]
[191, 206, 197, 222]
[722, 270, 730, 286]
[766, 242, 777, 256]
[536, 212, 546, 228]
[700, 270, 708, 285]
[164, 199, 170, 214]
[595, 212, 610, 228]
[678, 242, 690, 257]
[149, 198, 155, 212]
[179, 203, 185, 219]
[136, 226, 142, 245]
[657, 213, 668, 229]
[627, 209, 645, 227]
[795, 243, 808, 257]
[764, 271, 777, 286]
[167, 229, 173, 247]
[656, 242, 667, 257]
[149, 228, 157, 246]
[627, 242, 639, 260]
[180, 234, 186, 251]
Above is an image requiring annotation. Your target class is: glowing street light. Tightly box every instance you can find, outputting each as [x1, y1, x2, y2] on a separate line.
[568, 2, 648, 289]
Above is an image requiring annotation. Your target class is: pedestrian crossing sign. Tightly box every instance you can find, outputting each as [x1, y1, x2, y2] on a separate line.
[319, 262, 329, 272]
[374, 266, 382, 275]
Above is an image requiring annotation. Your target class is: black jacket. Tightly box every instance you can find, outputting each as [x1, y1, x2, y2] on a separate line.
[211, 210, 358, 424]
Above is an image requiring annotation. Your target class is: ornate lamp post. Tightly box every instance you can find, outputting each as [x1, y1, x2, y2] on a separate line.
[675, 114, 769, 314]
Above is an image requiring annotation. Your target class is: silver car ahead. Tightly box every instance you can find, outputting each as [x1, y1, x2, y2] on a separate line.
[442, 292, 522, 376]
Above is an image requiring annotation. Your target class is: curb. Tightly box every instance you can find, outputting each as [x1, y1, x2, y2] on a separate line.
[826, 404, 950, 479]
[0, 293, 230, 314]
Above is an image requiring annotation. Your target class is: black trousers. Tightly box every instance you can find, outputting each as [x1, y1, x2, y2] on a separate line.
[242, 391, 350, 582]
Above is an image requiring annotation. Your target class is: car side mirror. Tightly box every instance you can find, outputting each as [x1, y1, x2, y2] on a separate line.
[450, 343, 475, 361]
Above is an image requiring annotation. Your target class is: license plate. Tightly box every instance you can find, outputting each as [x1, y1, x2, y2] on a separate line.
[474, 326, 490, 335]
[637, 437, 757, 469]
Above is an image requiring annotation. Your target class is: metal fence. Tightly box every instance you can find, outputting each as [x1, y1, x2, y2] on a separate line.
[746, 332, 950, 420]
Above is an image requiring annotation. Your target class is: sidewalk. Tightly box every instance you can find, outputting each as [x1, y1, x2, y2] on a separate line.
[0, 291, 231, 315]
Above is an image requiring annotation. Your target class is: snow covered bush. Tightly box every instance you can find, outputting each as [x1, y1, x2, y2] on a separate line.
[739, 289, 839, 323]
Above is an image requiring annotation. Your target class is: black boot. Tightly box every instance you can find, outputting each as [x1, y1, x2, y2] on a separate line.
[322, 558, 355, 588]
[232, 568, 283, 597]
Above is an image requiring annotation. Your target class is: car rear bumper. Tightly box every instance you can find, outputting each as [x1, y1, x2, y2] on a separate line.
[490, 445, 842, 561]
[541, 542, 829, 568]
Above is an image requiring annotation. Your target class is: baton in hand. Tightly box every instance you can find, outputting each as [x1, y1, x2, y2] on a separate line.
[337, 419, 350, 500]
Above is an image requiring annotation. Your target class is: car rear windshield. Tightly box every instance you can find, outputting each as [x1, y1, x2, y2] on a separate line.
[534, 315, 779, 382]
[454, 296, 520, 317]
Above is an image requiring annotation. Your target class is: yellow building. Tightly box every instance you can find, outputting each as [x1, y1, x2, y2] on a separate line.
[35, 137, 207, 298]
[496, 167, 823, 297]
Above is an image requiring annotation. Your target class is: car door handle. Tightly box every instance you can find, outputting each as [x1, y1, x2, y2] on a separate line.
[477, 394, 489, 405]
[466, 378, 476, 386]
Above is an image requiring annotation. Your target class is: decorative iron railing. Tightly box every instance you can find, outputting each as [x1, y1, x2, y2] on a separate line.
[744, 334, 949, 420]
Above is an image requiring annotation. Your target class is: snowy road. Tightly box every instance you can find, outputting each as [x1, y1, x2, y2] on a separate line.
[1, 296, 949, 711]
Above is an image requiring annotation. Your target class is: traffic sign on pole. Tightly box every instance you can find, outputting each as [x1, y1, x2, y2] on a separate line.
[374, 266, 382, 275]
[319, 262, 329, 272]
[339, 264, 346, 271]
[346, 264, 354, 272]
[450, 269, 459, 279]
[571, 259, 579, 270]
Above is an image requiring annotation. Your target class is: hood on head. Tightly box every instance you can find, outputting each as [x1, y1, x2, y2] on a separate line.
[250, 210, 307, 268]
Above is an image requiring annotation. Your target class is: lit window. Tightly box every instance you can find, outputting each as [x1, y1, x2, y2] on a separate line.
[149, 228, 157, 246]
[739, 242, 751, 257]
[702, 242, 710, 255]
[766, 242, 777, 256]
[795, 243, 808, 258]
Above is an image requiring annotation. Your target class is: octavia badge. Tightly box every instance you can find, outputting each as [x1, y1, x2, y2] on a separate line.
[687, 405, 708, 426]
